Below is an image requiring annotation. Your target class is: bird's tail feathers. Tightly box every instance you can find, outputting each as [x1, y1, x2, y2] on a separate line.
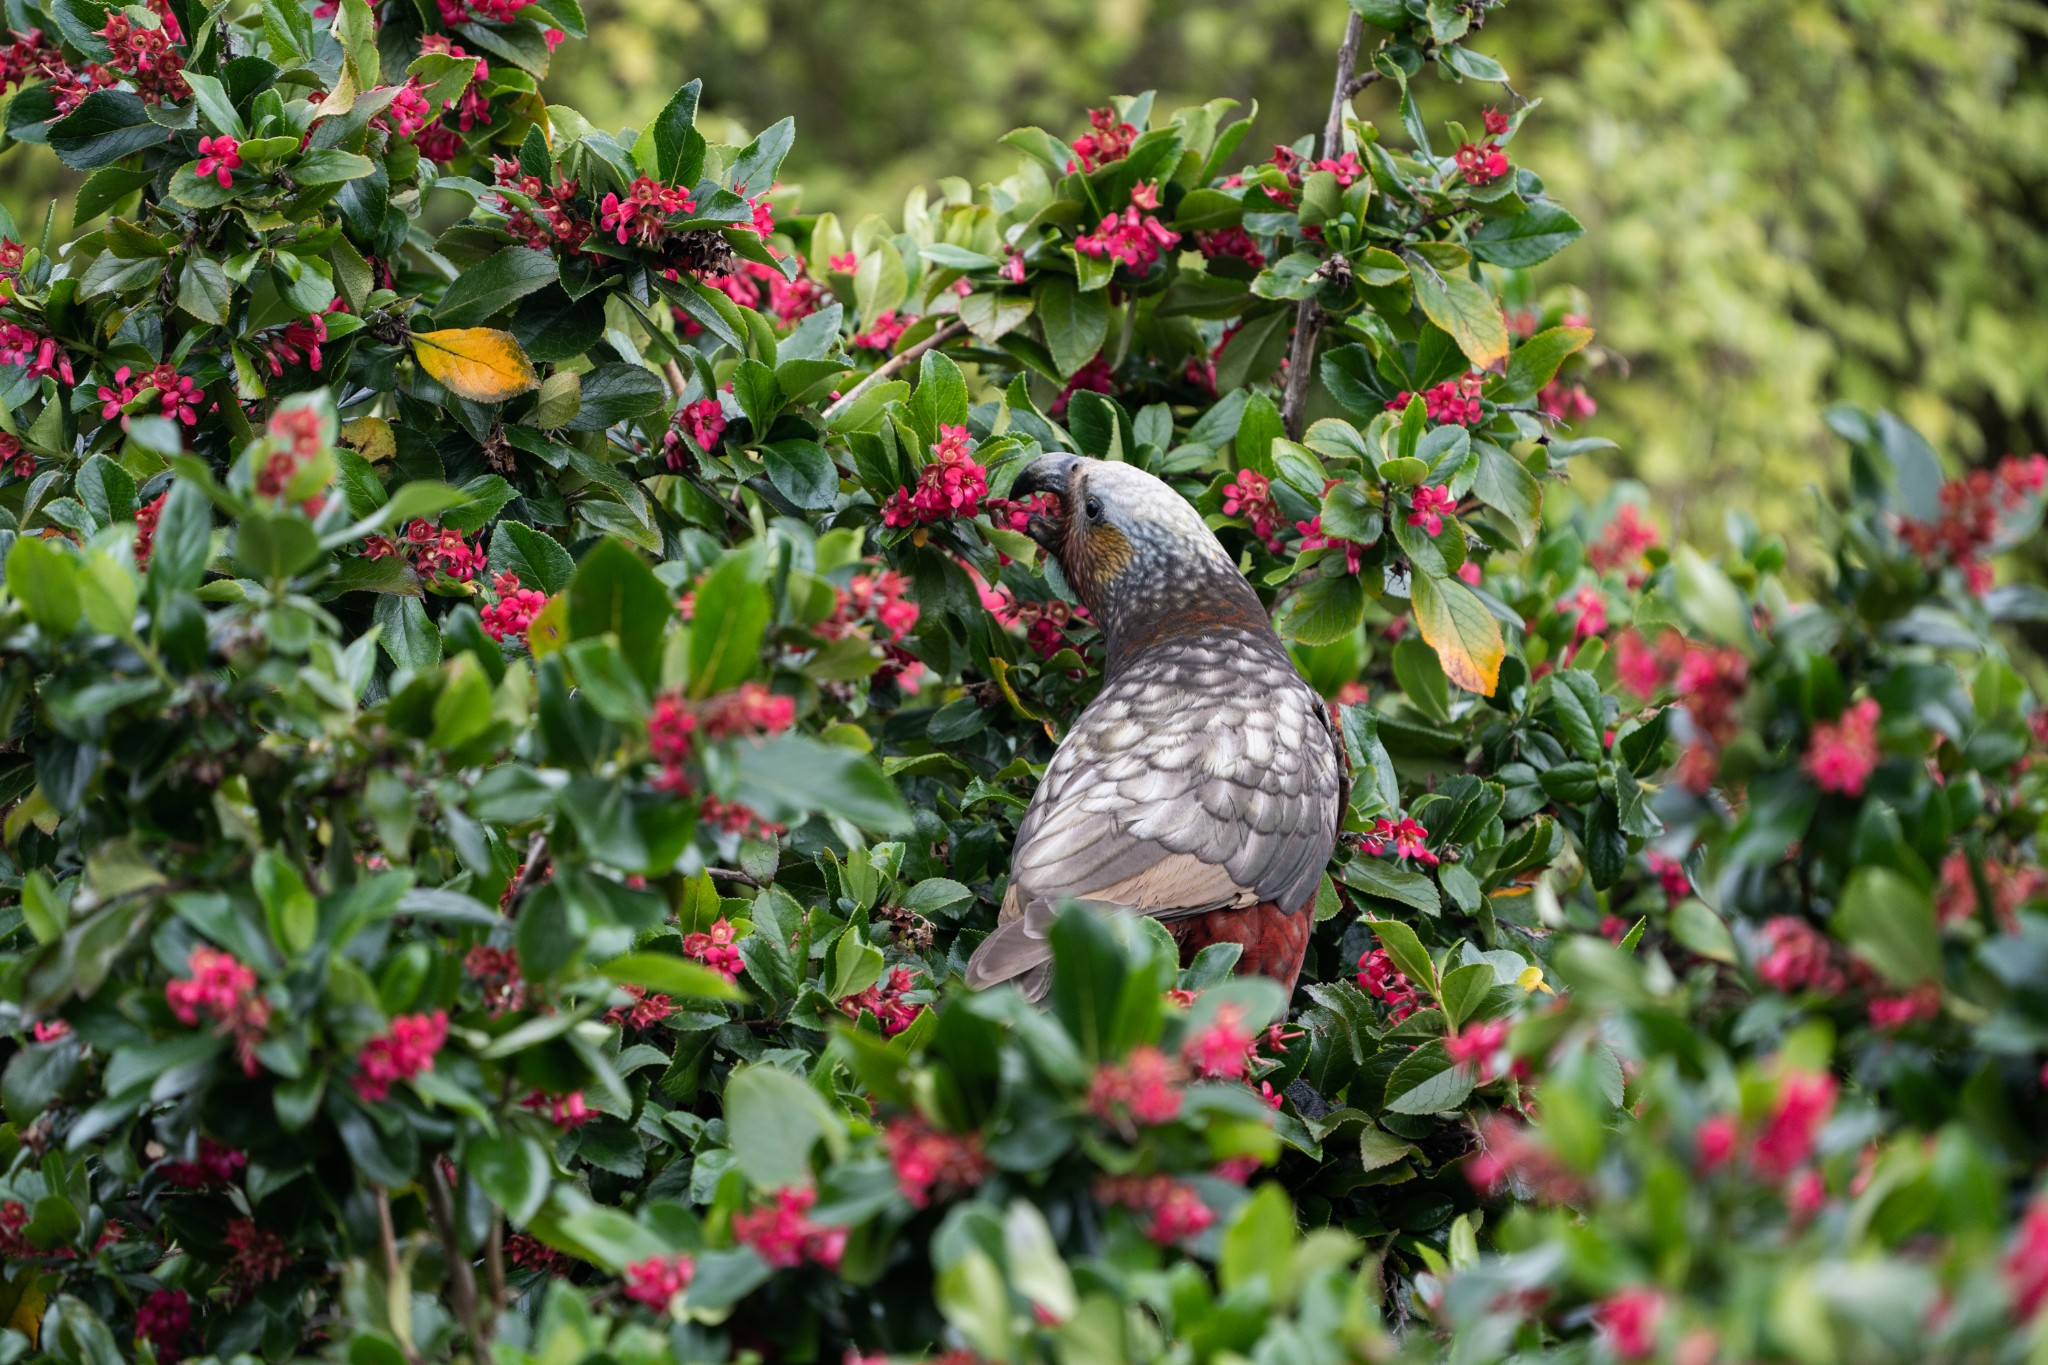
[964, 920, 1054, 1002]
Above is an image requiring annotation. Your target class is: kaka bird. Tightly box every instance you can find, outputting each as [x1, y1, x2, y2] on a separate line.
[964, 453, 1344, 1002]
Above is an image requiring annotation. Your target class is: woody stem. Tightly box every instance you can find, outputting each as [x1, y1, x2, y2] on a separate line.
[1280, 11, 1368, 441]
[822, 320, 969, 426]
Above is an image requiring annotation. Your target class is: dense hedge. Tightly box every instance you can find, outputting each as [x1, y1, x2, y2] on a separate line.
[2, 0, 2047, 1362]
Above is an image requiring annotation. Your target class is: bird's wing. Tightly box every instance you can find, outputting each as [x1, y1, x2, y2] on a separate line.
[1003, 633, 1343, 934]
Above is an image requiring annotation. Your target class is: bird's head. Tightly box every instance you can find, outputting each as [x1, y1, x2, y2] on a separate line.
[1010, 453, 1266, 661]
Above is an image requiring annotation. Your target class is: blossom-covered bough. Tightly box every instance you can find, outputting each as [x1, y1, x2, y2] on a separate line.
[2, 0, 2048, 1360]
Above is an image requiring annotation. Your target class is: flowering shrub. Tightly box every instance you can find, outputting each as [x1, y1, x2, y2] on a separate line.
[1, 0, 2046, 1362]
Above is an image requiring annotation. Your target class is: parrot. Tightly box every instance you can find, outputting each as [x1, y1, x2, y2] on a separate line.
[964, 452, 1346, 1002]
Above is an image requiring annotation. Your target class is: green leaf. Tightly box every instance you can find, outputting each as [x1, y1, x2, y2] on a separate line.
[763, 440, 839, 510]
[48, 91, 172, 170]
[1833, 867, 1940, 986]
[907, 348, 970, 438]
[1494, 325, 1594, 404]
[648, 79, 705, 186]
[290, 149, 376, 184]
[1274, 573, 1365, 646]
[733, 735, 914, 834]
[723, 1063, 844, 1190]
[1035, 275, 1111, 379]
[488, 521, 574, 596]
[562, 363, 669, 431]
[433, 246, 560, 328]
[1438, 962, 1495, 1029]
[8, 535, 82, 637]
[176, 256, 233, 326]
[568, 539, 672, 689]
[600, 952, 746, 1001]
[1471, 203, 1585, 269]
[1384, 1041, 1476, 1114]
[1671, 545, 1750, 646]
[1339, 859, 1440, 916]
[469, 1130, 551, 1225]
[687, 546, 770, 696]
[1364, 918, 1439, 996]
[73, 165, 156, 225]
[1544, 670, 1605, 763]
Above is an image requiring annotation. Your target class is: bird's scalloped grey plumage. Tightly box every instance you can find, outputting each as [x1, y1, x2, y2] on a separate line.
[965, 453, 1344, 1001]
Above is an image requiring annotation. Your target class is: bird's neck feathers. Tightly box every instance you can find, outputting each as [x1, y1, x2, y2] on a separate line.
[1075, 536, 1280, 678]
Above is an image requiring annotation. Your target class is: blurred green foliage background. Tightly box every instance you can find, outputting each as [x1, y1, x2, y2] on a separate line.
[9, 0, 2045, 532]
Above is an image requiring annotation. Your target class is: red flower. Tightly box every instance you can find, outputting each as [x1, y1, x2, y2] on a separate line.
[1751, 1070, 1836, 1181]
[1357, 948, 1421, 1021]
[1074, 206, 1181, 272]
[224, 1217, 292, 1285]
[135, 1290, 192, 1363]
[1803, 697, 1883, 796]
[1088, 1045, 1184, 1127]
[1559, 584, 1607, 643]
[480, 572, 549, 643]
[165, 946, 270, 1076]
[598, 175, 696, 247]
[1387, 373, 1485, 427]
[464, 944, 526, 1017]
[732, 1185, 846, 1269]
[522, 1090, 595, 1129]
[1093, 1174, 1214, 1245]
[623, 1252, 695, 1309]
[1444, 1019, 1509, 1079]
[507, 1232, 571, 1274]
[1756, 916, 1845, 996]
[2007, 1198, 2048, 1320]
[697, 681, 797, 740]
[883, 1117, 990, 1208]
[840, 966, 922, 1035]
[684, 918, 744, 981]
[1193, 226, 1265, 269]
[1868, 983, 1940, 1031]
[1066, 106, 1136, 172]
[1482, 106, 1511, 136]
[1183, 1002, 1256, 1080]
[31, 1018, 70, 1043]
[605, 982, 675, 1031]
[194, 134, 240, 188]
[1593, 1287, 1663, 1361]
[353, 1010, 449, 1102]
[1220, 469, 1286, 552]
[158, 1135, 246, 1189]
[1694, 1114, 1739, 1173]
[1405, 486, 1458, 537]
[850, 310, 911, 353]
[1363, 815, 1437, 866]
[1454, 141, 1508, 185]
[881, 425, 988, 528]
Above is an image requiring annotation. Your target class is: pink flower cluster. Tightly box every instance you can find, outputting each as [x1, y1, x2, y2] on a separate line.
[1066, 105, 1136, 172]
[1557, 583, 1607, 644]
[224, 1216, 292, 1285]
[1294, 513, 1367, 575]
[97, 363, 201, 427]
[352, 1010, 449, 1102]
[623, 1252, 695, 1309]
[1075, 203, 1181, 273]
[1221, 469, 1288, 554]
[849, 309, 910, 353]
[883, 1117, 991, 1207]
[256, 300, 345, 377]
[1406, 485, 1458, 538]
[1183, 1002, 1256, 1081]
[840, 966, 922, 1035]
[158, 1136, 247, 1190]
[1538, 378, 1596, 423]
[1387, 373, 1486, 427]
[1755, 916, 1846, 996]
[135, 1289, 192, 1362]
[663, 397, 728, 470]
[523, 1090, 595, 1129]
[480, 572, 548, 642]
[818, 570, 920, 645]
[2007, 1198, 2048, 1321]
[1444, 1019, 1509, 1080]
[1455, 141, 1508, 184]
[698, 680, 798, 740]
[463, 944, 526, 1017]
[733, 1185, 847, 1269]
[1593, 1288, 1662, 1361]
[363, 520, 485, 582]
[1260, 143, 1365, 209]
[1899, 453, 2048, 595]
[1361, 815, 1436, 865]
[94, 6, 187, 105]
[166, 946, 271, 1076]
[1087, 1046, 1184, 1127]
[1093, 1173, 1214, 1245]
[684, 918, 744, 981]
[599, 176, 697, 247]
[881, 425, 988, 528]
[491, 156, 594, 255]
[1357, 948, 1421, 1021]
[605, 982, 675, 1030]
[1803, 697, 1882, 796]
[1588, 504, 1659, 576]
[1935, 850, 2045, 931]
[1193, 226, 1265, 269]
[135, 491, 168, 569]
[0, 323, 76, 384]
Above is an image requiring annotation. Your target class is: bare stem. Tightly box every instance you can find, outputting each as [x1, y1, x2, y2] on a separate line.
[426, 1162, 485, 1353]
[662, 359, 688, 397]
[374, 1188, 424, 1365]
[504, 833, 548, 916]
[1281, 11, 1369, 441]
[821, 319, 969, 426]
[705, 866, 763, 888]
[484, 1216, 508, 1316]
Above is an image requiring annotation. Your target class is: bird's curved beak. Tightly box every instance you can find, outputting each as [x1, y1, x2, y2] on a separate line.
[1011, 453, 1078, 554]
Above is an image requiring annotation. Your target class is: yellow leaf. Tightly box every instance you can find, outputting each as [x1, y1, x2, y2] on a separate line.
[2, 1272, 47, 1344]
[411, 328, 540, 403]
[1517, 965, 1554, 996]
[525, 593, 567, 657]
[1411, 570, 1504, 697]
[341, 415, 396, 462]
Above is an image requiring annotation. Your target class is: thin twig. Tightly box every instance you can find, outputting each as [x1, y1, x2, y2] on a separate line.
[662, 359, 688, 397]
[484, 1216, 507, 1316]
[705, 866, 763, 889]
[425, 1162, 485, 1352]
[1281, 12, 1369, 441]
[1341, 68, 1386, 100]
[821, 319, 969, 425]
[504, 833, 548, 916]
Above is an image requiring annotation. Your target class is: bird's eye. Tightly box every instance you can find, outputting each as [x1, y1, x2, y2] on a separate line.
[1084, 496, 1104, 522]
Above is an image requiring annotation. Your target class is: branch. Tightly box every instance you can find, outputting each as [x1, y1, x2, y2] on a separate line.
[821, 320, 969, 426]
[374, 1188, 424, 1365]
[504, 833, 548, 916]
[662, 359, 688, 397]
[1280, 12, 1368, 441]
[705, 866, 763, 889]
[484, 1216, 508, 1316]
[425, 1162, 486, 1353]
